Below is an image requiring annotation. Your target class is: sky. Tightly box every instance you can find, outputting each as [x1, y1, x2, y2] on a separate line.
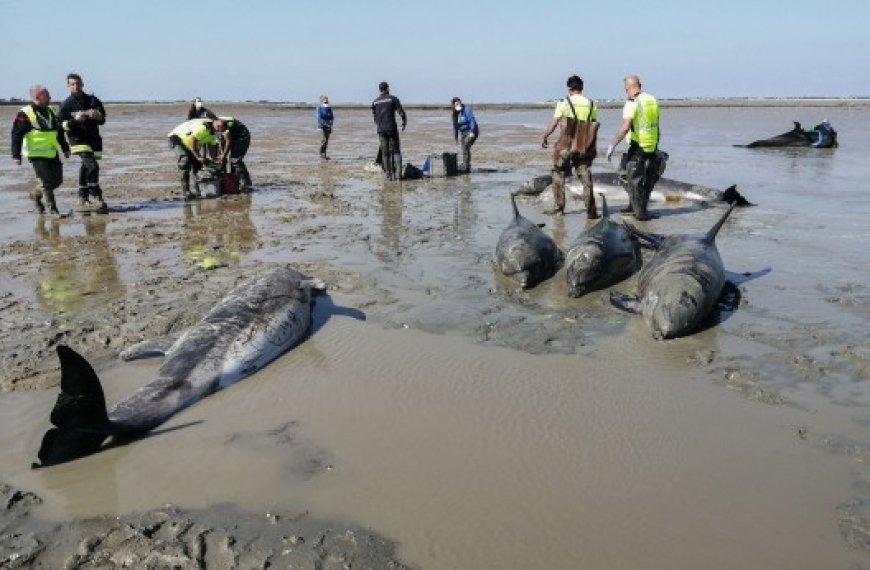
[1, 0, 868, 103]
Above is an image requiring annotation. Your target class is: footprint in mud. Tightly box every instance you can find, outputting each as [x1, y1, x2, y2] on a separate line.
[224, 422, 332, 479]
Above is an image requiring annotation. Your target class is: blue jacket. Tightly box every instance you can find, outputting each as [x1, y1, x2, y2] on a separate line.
[454, 106, 478, 137]
[316, 105, 334, 129]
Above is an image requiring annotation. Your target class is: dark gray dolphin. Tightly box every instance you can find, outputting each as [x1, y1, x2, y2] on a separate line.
[495, 193, 563, 289]
[565, 194, 640, 298]
[609, 204, 737, 339]
[35, 266, 326, 467]
[737, 121, 838, 148]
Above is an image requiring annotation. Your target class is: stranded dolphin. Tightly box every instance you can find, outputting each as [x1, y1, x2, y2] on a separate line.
[495, 193, 563, 289]
[609, 204, 737, 339]
[516, 173, 752, 207]
[737, 121, 838, 148]
[35, 266, 326, 467]
[565, 194, 640, 298]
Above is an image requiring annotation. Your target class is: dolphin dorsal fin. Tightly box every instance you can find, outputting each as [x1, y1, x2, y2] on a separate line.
[509, 192, 519, 219]
[705, 203, 737, 242]
[599, 193, 608, 218]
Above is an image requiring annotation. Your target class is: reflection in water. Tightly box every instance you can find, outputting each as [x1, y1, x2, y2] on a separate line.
[452, 176, 478, 242]
[182, 195, 259, 269]
[35, 216, 124, 314]
[376, 184, 403, 264]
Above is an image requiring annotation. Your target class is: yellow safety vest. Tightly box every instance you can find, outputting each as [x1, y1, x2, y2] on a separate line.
[20, 105, 60, 159]
[629, 92, 660, 153]
[169, 119, 217, 151]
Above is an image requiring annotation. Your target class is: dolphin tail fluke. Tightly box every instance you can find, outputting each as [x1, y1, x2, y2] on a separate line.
[721, 185, 753, 207]
[705, 203, 737, 242]
[509, 192, 520, 219]
[34, 346, 115, 468]
[609, 291, 641, 314]
[599, 193, 608, 218]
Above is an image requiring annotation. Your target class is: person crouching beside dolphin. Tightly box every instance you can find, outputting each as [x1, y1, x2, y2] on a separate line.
[214, 117, 253, 191]
[540, 75, 599, 219]
[167, 118, 220, 200]
[605, 74, 664, 221]
[11, 85, 71, 216]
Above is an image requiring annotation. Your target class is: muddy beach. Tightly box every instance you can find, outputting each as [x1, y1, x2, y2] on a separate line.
[1, 103, 869, 568]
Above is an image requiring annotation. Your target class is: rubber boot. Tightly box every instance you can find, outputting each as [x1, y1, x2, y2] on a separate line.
[584, 187, 598, 219]
[90, 186, 108, 214]
[236, 161, 252, 191]
[181, 175, 197, 201]
[544, 172, 566, 216]
[44, 190, 60, 216]
[630, 182, 650, 221]
[393, 153, 403, 181]
[78, 187, 92, 210]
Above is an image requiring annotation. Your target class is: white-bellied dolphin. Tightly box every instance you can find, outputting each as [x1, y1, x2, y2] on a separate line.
[35, 266, 326, 467]
[610, 204, 737, 339]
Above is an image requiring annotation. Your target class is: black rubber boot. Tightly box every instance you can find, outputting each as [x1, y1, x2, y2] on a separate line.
[393, 153, 403, 181]
[78, 187, 91, 209]
[90, 186, 108, 214]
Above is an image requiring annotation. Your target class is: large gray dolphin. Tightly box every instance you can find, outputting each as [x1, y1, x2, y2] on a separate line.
[35, 266, 326, 467]
[495, 193, 563, 289]
[565, 194, 640, 298]
[609, 204, 736, 339]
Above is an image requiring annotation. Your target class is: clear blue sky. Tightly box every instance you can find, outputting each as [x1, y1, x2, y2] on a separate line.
[1, 0, 867, 102]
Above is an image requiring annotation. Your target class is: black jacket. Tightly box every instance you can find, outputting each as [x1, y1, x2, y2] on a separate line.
[10, 104, 70, 161]
[59, 93, 106, 153]
[371, 93, 406, 135]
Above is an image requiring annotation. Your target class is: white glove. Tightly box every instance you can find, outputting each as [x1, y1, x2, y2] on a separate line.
[87, 109, 103, 121]
[606, 145, 614, 162]
[73, 111, 87, 122]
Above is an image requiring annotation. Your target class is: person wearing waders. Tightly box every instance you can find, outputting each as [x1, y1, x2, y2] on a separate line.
[11, 85, 71, 215]
[371, 81, 407, 181]
[59, 73, 108, 213]
[451, 97, 479, 174]
[214, 117, 253, 191]
[606, 74, 662, 221]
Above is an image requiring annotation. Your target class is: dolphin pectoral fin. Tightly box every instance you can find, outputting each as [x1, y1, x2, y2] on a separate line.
[119, 335, 179, 361]
[537, 223, 546, 228]
[622, 221, 665, 249]
[36, 346, 116, 468]
[721, 185, 753, 207]
[609, 291, 641, 314]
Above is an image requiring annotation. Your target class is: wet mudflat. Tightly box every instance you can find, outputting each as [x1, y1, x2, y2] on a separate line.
[0, 103, 868, 568]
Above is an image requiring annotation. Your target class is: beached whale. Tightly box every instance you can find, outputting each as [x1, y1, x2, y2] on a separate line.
[565, 194, 640, 298]
[35, 266, 326, 467]
[516, 173, 752, 207]
[495, 193, 563, 289]
[609, 204, 736, 339]
[737, 121, 838, 148]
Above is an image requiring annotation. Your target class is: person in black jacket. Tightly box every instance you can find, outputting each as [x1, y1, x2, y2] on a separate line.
[371, 81, 406, 181]
[59, 73, 108, 213]
[188, 97, 218, 120]
[10, 85, 71, 215]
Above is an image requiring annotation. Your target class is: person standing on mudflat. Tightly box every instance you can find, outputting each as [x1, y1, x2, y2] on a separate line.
[11, 85, 71, 215]
[605, 74, 662, 221]
[316, 95, 334, 160]
[371, 81, 407, 181]
[451, 97, 479, 174]
[59, 73, 108, 213]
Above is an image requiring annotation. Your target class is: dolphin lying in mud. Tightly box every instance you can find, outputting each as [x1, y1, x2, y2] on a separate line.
[516, 173, 752, 207]
[495, 193, 563, 289]
[609, 204, 737, 339]
[35, 266, 326, 467]
[737, 121, 838, 149]
[565, 194, 640, 298]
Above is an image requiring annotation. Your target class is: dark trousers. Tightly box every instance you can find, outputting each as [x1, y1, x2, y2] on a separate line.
[552, 150, 597, 218]
[170, 136, 201, 194]
[31, 157, 63, 210]
[320, 127, 331, 156]
[76, 152, 102, 199]
[228, 135, 251, 186]
[620, 143, 662, 218]
[378, 132, 402, 178]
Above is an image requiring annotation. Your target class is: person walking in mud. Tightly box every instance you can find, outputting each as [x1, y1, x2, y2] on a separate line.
[188, 97, 218, 120]
[168, 117, 220, 200]
[371, 81, 407, 181]
[451, 97, 479, 174]
[214, 117, 253, 191]
[605, 74, 662, 221]
[59, 73, 108, 213]
[540, 75, 599, 219]
[316, 95, 334, 160]
[11, 85, 71, 216]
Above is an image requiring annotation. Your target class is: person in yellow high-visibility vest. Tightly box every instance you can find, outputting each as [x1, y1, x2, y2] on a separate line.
[167, 118, 220, 200]
[606, 74, 664, 221]
[10, 85, 71, 215]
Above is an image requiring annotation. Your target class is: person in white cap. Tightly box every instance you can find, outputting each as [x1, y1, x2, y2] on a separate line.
[316, 95, 334, 160]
